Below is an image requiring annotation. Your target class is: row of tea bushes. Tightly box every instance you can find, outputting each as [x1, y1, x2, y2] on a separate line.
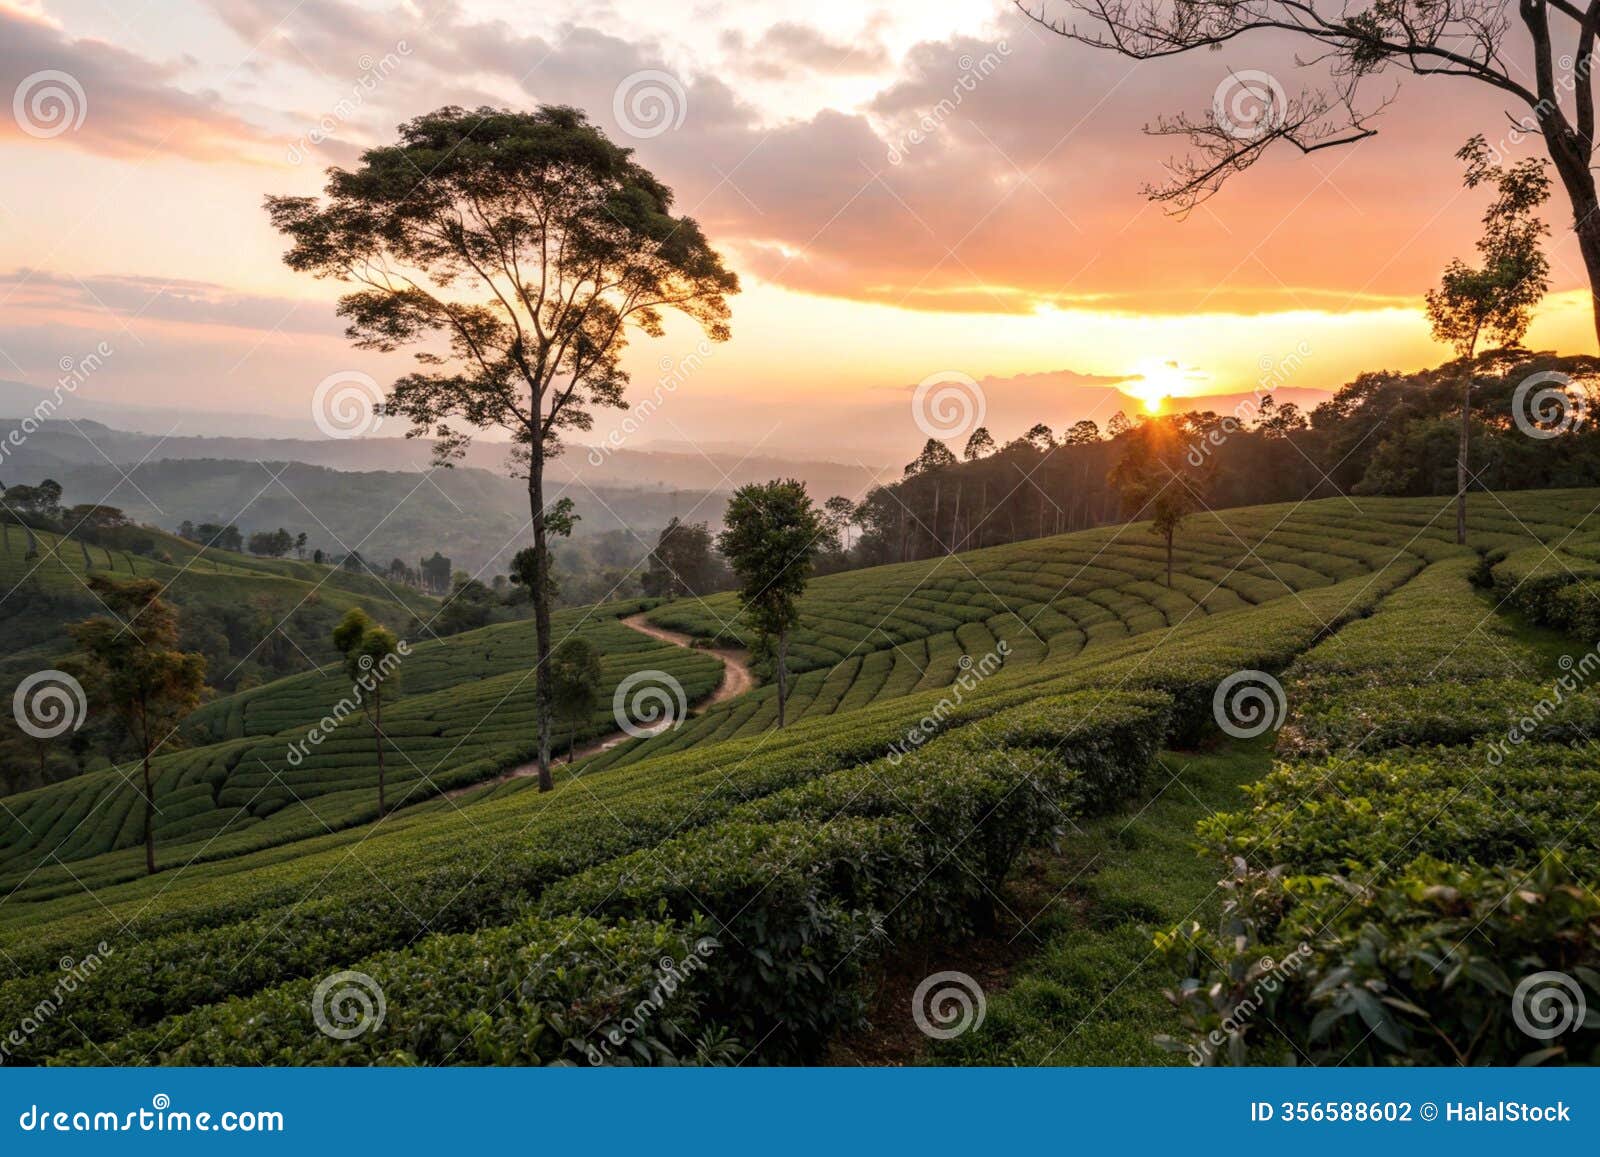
[1161, 556, 1600, 1065]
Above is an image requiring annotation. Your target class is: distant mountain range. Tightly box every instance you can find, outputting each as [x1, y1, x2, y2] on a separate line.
[0, 415, 894, 574]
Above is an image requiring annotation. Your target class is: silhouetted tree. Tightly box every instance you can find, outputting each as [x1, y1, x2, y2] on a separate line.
[1110, 416, 1214, 586]
[1427, 136, 1551, 544]
[549, 638, 604, 763]
[267, 105, 738, 792]
[642, 517, 721, 599]
[332, 608, 404, 816]
[717, 480, 829, 728]
[69, 577, 206, 874]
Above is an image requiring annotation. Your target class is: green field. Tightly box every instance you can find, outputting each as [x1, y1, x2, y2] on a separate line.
[4, 490, 1600, 1065]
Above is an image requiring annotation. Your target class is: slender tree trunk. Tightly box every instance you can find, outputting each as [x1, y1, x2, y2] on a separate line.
[528, 446, 555, 792]
[139, 706, 156, 875]
[1457, 370, 1472, 546]
[569, 718, 577, 765]
[1165, 528, 1174, 588]
[776, 627, 789, 729]
[374, 687, 386, 817]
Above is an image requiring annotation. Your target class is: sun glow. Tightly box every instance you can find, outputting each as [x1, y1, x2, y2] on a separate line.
[1125, 359, 1210, 413]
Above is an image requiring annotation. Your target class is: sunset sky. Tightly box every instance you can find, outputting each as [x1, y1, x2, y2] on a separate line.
[1, 0, 1596, 460]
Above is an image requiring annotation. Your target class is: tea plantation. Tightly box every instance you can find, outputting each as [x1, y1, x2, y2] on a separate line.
[5, 490, 1600, 1065]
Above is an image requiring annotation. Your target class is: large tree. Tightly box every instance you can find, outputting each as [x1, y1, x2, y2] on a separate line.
[1025, 0, 1600, 343]
[1426, 136, 1552, 544]
[717, 480, 831, 728]
[267, 105, 737, 792]
[69, 577, 206, 875]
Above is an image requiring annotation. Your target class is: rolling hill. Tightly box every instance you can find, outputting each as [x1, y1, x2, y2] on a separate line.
[2, 489, 1598, 1066]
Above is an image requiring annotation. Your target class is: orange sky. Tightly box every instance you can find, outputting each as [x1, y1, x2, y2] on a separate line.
[1, 0, 1595, 459]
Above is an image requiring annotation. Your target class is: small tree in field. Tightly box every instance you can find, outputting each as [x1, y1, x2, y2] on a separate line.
[1426, 136, 1551, 546]
[333, 608, 404, 816]
[69, 577, 206, 875]
[266, 105, 737, 793]
[717, 480, 829, 728]
[549, 638, 604, 763]
[1109, 418, 1212, 586]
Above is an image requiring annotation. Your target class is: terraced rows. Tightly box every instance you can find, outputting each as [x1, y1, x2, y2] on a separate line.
[579, 494, 1562, 773]
[0, 607, 723, 898]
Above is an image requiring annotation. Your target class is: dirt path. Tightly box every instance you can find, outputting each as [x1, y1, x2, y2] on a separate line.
[444, 611, 754, 798]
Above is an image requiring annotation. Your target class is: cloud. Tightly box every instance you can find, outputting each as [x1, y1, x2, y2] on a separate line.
[0, 4, 281, 163]
[723, 21, 893, 80]
[0, 269, 341, 337]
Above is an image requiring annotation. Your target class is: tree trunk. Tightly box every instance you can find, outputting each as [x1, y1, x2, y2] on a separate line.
[141, 746, 156, 876]
[528, 451, 555, 792]
[374, 687, 386, 817]
[1456, 371, 1471, 546]
[776, 627, 789, 729]
[1165, 528, 1174, 588]
[569, 719, 577, 765]
[1578, 208, 1600, 350]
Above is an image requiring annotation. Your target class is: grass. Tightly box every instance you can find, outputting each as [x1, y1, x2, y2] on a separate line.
[937, 740, 1274, 1066]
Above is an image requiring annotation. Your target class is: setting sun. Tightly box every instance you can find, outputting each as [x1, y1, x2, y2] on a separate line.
[1125, 359, 1209, 413]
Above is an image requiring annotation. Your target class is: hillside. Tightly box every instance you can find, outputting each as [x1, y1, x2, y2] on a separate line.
[3, 490, 1600, 1066]
[0, 518, 437, 794]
